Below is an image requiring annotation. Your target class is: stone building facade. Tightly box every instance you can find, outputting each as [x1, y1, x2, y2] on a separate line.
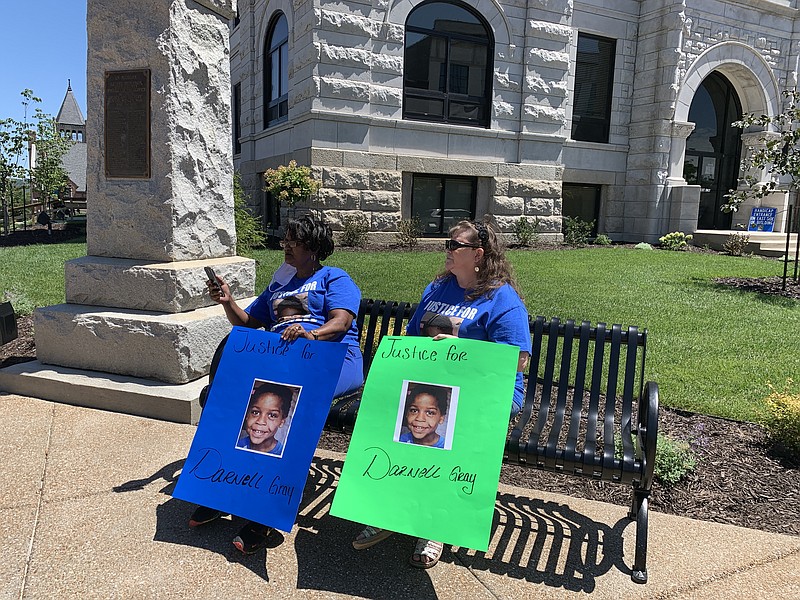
[230, 0, 800, 243]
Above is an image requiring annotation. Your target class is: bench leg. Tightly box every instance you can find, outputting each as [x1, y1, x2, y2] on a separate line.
[629, 489, 649, 584]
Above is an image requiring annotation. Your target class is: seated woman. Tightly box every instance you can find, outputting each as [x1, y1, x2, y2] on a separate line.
[191, 214, 364, 554]
[352, 219, 531, 568]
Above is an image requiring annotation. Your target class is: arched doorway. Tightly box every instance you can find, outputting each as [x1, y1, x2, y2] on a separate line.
[683, 72, 742, 229]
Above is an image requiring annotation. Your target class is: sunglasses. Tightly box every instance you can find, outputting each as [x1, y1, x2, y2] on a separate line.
[279, 239, 303, 249]
[444, 239, 480, 251]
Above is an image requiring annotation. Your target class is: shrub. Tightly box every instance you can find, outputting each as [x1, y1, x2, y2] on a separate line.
[634, 242, 654, 250]
[562, 216, 594, 247]
[263, 160, 320, 207]
[723, 232, 751, 256]
[654, 435, 698, 485]
[339, 213, 370, 248]
[234, 172, 266, 254]
[512, 216, 540, 247]
[763, 379, 800, 455]
[659, 231, 693, 251]
[594, 234, 612, 246]
[395, 217, 422, 250]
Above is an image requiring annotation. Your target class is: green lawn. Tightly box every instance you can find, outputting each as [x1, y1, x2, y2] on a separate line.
[3, 241, 798, 423]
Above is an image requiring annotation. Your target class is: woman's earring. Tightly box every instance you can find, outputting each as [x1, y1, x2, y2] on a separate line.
[474, 266, 480, 273]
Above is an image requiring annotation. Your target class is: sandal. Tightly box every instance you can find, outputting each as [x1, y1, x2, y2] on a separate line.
[188, 505, 223, 528]
[409, 538, 443, 569]
[352, 526, 394, 550]
[232, 521, 273, 555]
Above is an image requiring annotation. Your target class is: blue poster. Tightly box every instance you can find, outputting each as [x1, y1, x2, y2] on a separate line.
[173, 327, 347, 532]
[748, 207, 777, 232]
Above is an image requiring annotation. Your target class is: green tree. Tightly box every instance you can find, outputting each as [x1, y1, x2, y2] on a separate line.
[29, 107, 72, 210]
[0, 91, 34, 232]
[234, 171, 267, 254]
[0, 90, 72, 232]
[723, 89, 800, 213]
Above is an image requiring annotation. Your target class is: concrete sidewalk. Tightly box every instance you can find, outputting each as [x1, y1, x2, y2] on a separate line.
[2, 393, 798, 600]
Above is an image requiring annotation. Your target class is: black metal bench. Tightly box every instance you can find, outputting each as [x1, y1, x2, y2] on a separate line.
[201, 297, 659, 583]
[325, 298, 659, 584]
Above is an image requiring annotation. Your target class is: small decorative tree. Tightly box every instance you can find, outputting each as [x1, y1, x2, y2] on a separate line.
[723, 89, 800, 213]
[724, 89, 800, 287]
[263, 160, 320, 211]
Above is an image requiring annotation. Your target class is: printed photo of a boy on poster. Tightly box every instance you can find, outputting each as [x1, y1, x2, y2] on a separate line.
[393, 381, 458, 450]
[236, 380, 301, 458]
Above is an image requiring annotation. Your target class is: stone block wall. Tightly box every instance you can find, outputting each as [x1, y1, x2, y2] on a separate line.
[231, 0, 573, 239]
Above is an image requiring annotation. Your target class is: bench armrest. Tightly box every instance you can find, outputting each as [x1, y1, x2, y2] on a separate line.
[637, 381, 659, 491]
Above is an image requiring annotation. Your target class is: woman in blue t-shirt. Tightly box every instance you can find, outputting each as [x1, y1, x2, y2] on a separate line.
[352, 219, 531, 569]
[190, 215, 364, 555]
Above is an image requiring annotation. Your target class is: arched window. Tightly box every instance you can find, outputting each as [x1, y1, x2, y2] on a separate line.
[403, 1, 493, 127]
[264, 13, 288, 128]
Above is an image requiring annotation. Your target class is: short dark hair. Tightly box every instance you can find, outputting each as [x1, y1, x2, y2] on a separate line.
[405, 383, 449, 415]
[250, 382, 293, 417]
[285, 215, 335, 261]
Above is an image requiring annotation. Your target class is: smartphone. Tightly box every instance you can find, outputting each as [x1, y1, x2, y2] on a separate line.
[204, 266, 221, 291]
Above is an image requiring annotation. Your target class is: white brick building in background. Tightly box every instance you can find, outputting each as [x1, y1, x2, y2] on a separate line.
[229, 0, 798, 243]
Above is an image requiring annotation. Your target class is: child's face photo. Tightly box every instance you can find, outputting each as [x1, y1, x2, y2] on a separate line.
[405, 392, 445, 445]
[245, 392, 286, 452]
[393, 381, 458, 450]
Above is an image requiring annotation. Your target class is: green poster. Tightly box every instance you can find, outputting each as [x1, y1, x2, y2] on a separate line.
[330, 336, 518, 551]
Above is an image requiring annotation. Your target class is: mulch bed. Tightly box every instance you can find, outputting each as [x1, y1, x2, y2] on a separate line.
[2, 233, 798, 536]
[318, 406, 799, 537]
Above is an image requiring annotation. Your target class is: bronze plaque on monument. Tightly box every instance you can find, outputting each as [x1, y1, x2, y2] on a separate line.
[104, 69, 151, 178]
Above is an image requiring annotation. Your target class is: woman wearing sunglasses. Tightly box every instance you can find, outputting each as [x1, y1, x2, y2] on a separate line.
[193, 214, 364, 554]
[352, 219, 531, 568]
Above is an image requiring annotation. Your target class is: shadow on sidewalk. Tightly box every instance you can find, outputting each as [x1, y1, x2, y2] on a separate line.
[292, 456, 631, 596]
[114, 458, 281, 582]
[113, 455, 633, 593]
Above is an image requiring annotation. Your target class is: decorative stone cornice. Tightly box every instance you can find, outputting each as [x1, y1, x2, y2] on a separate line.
[671, 121, 695, 139]
[741, 130, 781, 147]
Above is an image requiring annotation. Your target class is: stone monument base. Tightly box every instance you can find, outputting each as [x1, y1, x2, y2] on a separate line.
[0, 361, 208, 424]
[34, 297, 257, 385]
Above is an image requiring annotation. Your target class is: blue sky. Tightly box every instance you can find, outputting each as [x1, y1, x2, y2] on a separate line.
[0, 1, 87, 124]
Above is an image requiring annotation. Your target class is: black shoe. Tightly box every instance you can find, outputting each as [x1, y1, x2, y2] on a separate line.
[188, 505, 223, 528]
[232, 521, 272, 554]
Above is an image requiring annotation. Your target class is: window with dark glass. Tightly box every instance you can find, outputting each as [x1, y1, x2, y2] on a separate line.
[403, 1, 492, 127]
[412, 175, 476, 235]
[264, 13, 288, 128]
[572, 33, 616, 143]
[233, 82, 241, 155]
[562, 183, 600, 236]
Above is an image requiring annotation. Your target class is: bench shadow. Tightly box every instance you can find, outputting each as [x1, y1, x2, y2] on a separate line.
[113, 454, 633, 593]
[114, 458, 278, 582]
[294, 456, 632, 596]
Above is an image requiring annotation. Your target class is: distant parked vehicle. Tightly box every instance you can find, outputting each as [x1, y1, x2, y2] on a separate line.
[423, 208, 472, 233]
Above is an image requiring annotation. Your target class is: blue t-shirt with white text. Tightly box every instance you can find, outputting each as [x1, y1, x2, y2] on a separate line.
[244, 266, 363, 396]
[407, 276, 531, 412]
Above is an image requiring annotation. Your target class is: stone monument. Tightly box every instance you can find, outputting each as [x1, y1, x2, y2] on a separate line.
[0, 0, 256, 423]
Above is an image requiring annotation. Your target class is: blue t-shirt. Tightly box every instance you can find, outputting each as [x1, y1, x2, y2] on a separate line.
[236, 435, 284, 456]
[407, 276, 531, 413]
[245, 266, 364, 396]
[399, 430, 446, 448]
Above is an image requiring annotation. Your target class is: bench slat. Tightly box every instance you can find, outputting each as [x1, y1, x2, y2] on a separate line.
[544, 319, 574, 469]
[564, 321, 591, 465]
[583, 322, 606, 475]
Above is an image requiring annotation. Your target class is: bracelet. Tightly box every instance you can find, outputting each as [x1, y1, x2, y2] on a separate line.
[311, 330, 319, 340]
